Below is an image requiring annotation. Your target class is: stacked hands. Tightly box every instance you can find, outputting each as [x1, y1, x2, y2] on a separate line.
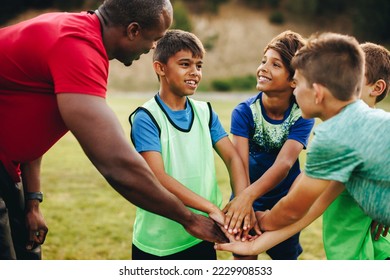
[205, 193, 265, 256]
[206, 195, 389, 257]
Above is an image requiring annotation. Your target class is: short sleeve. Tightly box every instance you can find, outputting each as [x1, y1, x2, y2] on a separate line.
[131, 109, 161, 153]
[210, 110, 228, 145]
[49, 35, 108, 97]
[230, 102, 254, 138]
[305, 130, 363, 183]
[288, 117, 315, 149]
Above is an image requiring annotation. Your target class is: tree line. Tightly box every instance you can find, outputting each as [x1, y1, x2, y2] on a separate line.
[1, 0, 389, 43]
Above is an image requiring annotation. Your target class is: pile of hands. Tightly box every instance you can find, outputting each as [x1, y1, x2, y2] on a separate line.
[208, 197, 389, 256]
[208, 196, 266, 255]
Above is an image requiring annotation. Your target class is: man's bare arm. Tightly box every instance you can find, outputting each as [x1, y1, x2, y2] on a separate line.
[57, 93, 228, 243]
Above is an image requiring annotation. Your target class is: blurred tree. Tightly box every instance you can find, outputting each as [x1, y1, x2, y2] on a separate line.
[1, 0, 389, 43]
[1, 0, 29, 24]
[0, 0, 91, 25]
[171, 0, 192, 31]
[180, 0, 228, 14]
[284, 0, 390, 43]
[350, 0, 390, 42]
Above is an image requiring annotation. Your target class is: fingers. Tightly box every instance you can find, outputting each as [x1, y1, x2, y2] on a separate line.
[371, 221, 389, 241]
[383, 226, 389, 237]
[224, 211, 248, 235]
[215, 225, 229, 244]
[218, 224, 236, 243]
[243, 214, 251, 232]
[26, 228, 48, 250]
[252, 221, 262, 236]
[223, 202, 240, 233]
[209, 209, 225, 226]
[374, 224, 384, 241]
[370, 221, 378, 234]
[26, 230, 40, 250]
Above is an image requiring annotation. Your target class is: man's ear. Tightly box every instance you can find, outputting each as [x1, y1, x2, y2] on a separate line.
[153, 61, 165, 77]
[312, 83, 325, 105]
[127, 22, 141, 40]
[370, 79, 386, 97]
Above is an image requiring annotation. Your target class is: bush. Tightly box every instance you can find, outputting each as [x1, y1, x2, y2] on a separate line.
[211, 80, 232, 92]
[269, 11, 284, 24]
[211, 75, 256, 92]
[181, 0, 229, 14]
[171, 0, 192, 31]
[203, 33, 219, 51]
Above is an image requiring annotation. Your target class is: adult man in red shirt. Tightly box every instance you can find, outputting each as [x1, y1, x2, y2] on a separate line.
[0, 0, 227, 259]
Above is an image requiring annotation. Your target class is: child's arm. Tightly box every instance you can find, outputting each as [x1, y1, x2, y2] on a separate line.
[260, 175, 345, 231]
[215, 180, 344, 255]
[224, 138, 304, 234]
[140, 150, 225, 225]
[213, 136, 257, 235]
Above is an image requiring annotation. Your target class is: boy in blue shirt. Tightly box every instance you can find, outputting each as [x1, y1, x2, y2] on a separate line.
[129, 29, 249, 259]
[224, 31, 315, 260]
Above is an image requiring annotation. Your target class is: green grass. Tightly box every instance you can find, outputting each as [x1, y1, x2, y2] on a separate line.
[41, 93, 390, 260]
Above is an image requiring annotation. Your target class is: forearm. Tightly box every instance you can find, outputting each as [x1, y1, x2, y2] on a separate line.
[20, 156, 42, 193]
[100, 151, 194, 226]
[252, 203, 323, 254]
[57, 94, 194, 226]
[260, 197, 306, 231]
[158, 173, 219, 215]
[227, 156, 249, 196]
[259, 175, 340, 231]
[20, 157, 43, 212]
[244, 163, 291, 203]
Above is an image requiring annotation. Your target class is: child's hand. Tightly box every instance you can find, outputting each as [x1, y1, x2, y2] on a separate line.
[223, 193, 254, 234]
[214, 226, 258, 256]
[370, 220, 389, 241]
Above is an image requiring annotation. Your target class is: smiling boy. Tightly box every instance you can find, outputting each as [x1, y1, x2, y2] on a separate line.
[129, 29, 248, 259]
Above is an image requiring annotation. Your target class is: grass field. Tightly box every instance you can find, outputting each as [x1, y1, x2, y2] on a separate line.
[39, 92, 390, 260]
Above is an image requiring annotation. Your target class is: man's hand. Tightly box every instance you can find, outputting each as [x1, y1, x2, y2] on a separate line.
[25, 200, 48, 250]
[184, 213, 229, 244]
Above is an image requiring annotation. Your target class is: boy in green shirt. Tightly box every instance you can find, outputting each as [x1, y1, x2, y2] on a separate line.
[322, 42, 390, 259]
[130, 30, 249, 259]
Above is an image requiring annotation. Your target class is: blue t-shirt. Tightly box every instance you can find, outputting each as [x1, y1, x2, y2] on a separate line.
[131, 94, 228, 153]
[231, 92, 315, 210]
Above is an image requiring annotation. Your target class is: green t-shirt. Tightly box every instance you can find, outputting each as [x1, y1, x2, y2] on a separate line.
[305, 100, 390, 226]
[305, 100, 390, 259]
[323, 190, 390, 259]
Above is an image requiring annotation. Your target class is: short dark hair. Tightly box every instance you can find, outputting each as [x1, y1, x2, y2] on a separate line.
[153, 29, 205, 64]
[264, 30, 306, 80]
[361, 42, 390, 103]
[99, 0, 172, 29]
[292, 32, 364, 101]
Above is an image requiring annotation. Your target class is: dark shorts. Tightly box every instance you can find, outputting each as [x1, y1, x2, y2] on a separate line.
[132, 240, 217, 260]
[266, 232, 302, 260]
[0, 163, 41, 260]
